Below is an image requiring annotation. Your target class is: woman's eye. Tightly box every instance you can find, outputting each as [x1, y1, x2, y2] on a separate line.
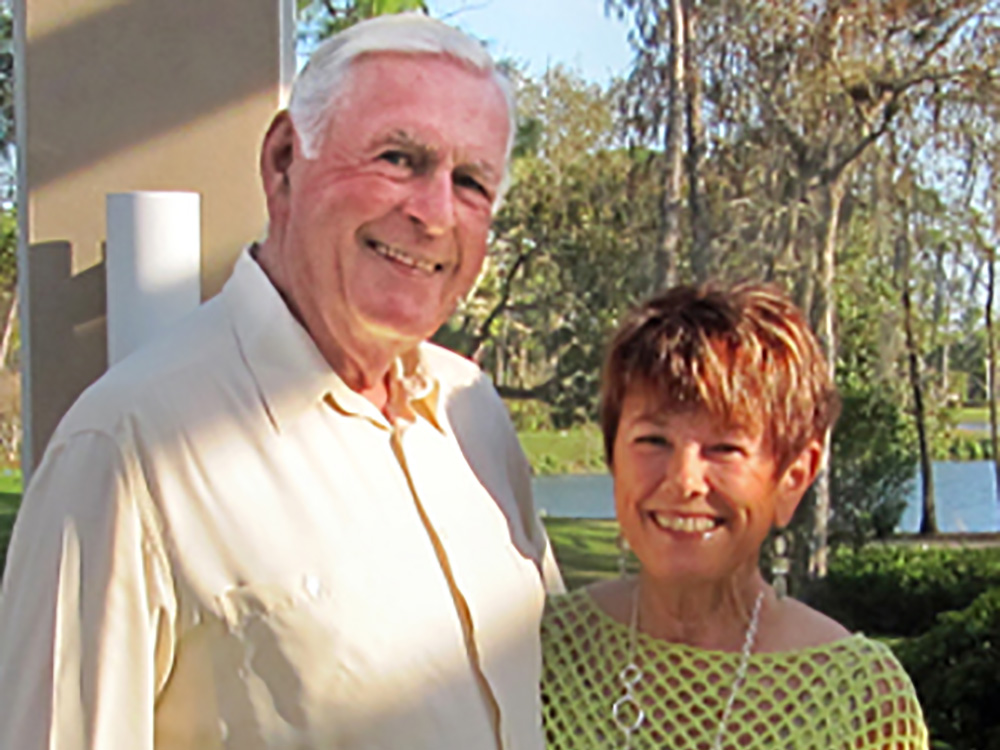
[636, 435, 668, 447]
[709, 443, 744, 456]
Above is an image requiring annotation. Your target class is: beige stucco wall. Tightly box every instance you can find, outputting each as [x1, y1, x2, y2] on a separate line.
[17, 0, 295, 470]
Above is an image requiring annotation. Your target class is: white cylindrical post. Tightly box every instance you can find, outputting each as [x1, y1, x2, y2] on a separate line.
[106, 191, 202, 365]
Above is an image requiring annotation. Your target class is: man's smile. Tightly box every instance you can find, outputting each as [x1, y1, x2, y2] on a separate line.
[365, 238, 445, 275]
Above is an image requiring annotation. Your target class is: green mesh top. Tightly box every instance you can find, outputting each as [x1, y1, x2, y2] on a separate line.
[541, 588, 928, 750]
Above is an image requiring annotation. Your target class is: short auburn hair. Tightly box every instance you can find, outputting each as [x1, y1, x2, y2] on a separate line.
[599, 282, 840, 471]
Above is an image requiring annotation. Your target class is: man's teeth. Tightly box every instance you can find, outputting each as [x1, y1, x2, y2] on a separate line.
[652, 513, 718, 533]
[370, 241, 441, 273]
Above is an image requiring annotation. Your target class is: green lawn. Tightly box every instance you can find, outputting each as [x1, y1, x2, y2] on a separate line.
[517, 425, 606, 475]
[542, 517, 636, 590]
[955, 406, 989, 425]
[0, 468, 21, 495]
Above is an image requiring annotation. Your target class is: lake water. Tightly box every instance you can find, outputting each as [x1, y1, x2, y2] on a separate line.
[533, 461, 1000, 533]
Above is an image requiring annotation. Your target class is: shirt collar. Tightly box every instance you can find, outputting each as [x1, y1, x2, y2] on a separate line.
[223, 247, 443, 433]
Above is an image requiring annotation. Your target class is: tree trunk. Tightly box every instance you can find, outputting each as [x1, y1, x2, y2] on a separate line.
[897, 211, 938, 535]
[931, 242, 950, 398]
[769, 181, 803, 284]
[653, 0, 685, 291]
[0, 287, 16, 370]
[683, 0, 711, 282]
[988, 251, 1000, 504]
[808, 177, 843, 579]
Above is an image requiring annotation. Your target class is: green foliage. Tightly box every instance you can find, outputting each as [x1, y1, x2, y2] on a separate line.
[829, 385, 916, 544]
[803, 545, 1000, 637]
[299, 0, 427, 41]
[896, 587, 1000, 750]
[506, 400, 553, 432]
[0, 486, 20, 578]
[943, 432, 992, 461]
[0, 204, 16, 292]
[452, 67, 657, 423]
[829, 249, 918, 544]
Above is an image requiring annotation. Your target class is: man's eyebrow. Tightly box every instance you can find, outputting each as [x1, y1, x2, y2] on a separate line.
[374, 130, 429, 153]
[375, 130, 502, 183]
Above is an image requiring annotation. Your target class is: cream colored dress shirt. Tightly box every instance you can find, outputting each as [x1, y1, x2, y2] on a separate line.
[0, 249, 563, 750]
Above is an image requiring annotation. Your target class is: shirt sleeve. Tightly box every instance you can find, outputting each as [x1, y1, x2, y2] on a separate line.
[481, 378, 565, 595]
[842, 640, 930, 750]
[0, 429, 176, 750]
[506, 436, 565, 595]
[443, 369, 565, 594]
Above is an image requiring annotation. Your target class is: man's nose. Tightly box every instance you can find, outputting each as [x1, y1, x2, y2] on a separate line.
[406, 169, 456, 236]
[665, 444, 709, 498]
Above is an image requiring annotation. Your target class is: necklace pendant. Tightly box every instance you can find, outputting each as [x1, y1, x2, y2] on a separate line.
[613, 662, 644, 748]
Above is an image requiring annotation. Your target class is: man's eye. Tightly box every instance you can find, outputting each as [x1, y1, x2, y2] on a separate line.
[454, 173, 489, 198]
[379, 150, 413, 168]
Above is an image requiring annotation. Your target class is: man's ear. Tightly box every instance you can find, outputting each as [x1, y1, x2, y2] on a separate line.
[260, 111, 297, 219]
[774, 438, 823, 528]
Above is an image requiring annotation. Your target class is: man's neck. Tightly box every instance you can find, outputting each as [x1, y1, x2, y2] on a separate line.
[252, 241, 399, 412]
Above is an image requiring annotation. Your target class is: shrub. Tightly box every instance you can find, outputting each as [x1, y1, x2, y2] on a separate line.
[896, 587, 1000, 750]
[803, 545, 1000, 637]
[829, 386, 916, 546]
[943, 433, 991, 461]
[506, 400, 553, 432]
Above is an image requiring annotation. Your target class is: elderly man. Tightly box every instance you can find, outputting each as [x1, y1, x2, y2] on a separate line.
[0, 14, 561, 750]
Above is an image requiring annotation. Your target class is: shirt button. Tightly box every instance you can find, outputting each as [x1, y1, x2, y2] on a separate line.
[304, 574, 321, 598]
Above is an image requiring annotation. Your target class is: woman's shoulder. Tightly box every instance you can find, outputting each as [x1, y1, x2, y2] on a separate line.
[542, 579, 632, 640]
[544, 585, 601, 629]
[757, 595, 853, 652]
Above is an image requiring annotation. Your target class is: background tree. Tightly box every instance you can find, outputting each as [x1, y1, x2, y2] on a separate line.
[299, 0, 427, 43]
[601, 0, 1000, 570]
[438, 65, 660, 425]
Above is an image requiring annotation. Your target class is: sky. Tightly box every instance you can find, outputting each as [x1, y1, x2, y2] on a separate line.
[425, 0, 634, 84]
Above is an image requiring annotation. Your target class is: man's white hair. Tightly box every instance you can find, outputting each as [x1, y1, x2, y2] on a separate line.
[288, 13, 515, 197]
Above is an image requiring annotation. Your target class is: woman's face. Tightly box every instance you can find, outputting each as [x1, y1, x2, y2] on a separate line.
[612, 386, 814, 586]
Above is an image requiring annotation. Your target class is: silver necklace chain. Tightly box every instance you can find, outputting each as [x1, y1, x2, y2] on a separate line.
[611, 583, 766, 750]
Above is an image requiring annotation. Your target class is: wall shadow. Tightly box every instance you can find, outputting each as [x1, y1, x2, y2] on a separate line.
[27, 0, 281, 190]
[26, 240, 106, 469]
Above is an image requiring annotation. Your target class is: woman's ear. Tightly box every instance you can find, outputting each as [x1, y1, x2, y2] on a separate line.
[774, 439, 823, 528]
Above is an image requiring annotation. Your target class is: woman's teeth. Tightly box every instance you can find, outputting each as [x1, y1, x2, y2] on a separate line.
[651, 513, 719, 533]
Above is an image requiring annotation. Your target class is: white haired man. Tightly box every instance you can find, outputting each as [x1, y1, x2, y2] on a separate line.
[0, 14, 562, 750]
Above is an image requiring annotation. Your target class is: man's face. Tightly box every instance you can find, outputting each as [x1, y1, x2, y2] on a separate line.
[266, 53, 510, 375]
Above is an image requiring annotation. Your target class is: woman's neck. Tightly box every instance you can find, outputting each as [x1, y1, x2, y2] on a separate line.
[635, 568, 770, 651]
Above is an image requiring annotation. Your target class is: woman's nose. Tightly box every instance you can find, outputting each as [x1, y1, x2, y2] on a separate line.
[666, 444, 709, 498]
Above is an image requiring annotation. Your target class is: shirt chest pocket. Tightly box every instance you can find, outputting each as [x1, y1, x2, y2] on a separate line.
[207, 574, 485, 750]
[211, 575, 346, 749]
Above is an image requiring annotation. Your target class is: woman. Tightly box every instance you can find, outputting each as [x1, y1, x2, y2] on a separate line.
[541, 282, 928, 749]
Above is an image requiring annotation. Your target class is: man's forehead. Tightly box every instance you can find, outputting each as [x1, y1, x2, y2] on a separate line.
[337, 59, 507, 146]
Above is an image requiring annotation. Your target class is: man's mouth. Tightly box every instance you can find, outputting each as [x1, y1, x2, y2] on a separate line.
[650, 512, 723, 534]
[367, 239, 444, 275]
